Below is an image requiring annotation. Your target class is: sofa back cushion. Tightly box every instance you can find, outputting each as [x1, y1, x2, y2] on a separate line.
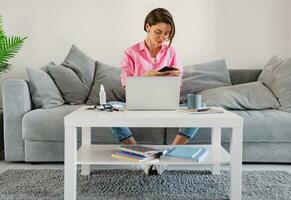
[258, 56, 291, 112]
[229, 69, 262, 85]
[86, 61, 125, 105]
[199, 81, 280, 110]
[26, 64, 65, 109]
[62, 44, 95, 89]
[47, 65, 90, 104]
[181, 59, 232, 102]
[42, 45, 96, 105]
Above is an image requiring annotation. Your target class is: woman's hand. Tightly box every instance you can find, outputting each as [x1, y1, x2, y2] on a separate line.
[144, 68, 181, 77]
[166, 68, 181, 76]
[143, 70, 171, 76]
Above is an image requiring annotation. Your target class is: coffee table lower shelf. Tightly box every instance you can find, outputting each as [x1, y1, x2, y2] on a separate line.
[77, 144, 230, 166]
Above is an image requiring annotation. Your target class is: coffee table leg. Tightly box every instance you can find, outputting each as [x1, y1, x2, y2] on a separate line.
[64, 126, 77, 200]
[230, 127, 242, 200]
[81, 127, 91, 176]
[211, 127, 221, 175]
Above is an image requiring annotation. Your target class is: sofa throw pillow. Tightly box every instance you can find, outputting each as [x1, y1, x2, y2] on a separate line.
[181, 59, 232, 103]
[26, 64, 65, 109]
[258, 56, 291, 112]
[198, 82, 280, 110]
[47, 65, 90, 104]
[86, 61, 125, 105]
[62, 44, 95, 90]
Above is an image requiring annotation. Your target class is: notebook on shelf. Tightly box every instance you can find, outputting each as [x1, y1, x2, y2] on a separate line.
[165, 146, 208, 162]
[192, 148, 209, 162]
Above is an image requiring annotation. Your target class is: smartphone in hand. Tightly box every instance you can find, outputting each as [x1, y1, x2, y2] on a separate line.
[158, 66, 178, 72]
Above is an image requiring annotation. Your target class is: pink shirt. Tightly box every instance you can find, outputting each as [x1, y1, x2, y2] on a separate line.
[120, 41, 182, 87]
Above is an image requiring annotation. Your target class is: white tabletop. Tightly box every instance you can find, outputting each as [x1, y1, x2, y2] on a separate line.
[65, 106, 243, 128]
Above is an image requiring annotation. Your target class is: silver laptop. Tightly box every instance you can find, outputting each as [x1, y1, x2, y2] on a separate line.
[126, 77, 180, 110]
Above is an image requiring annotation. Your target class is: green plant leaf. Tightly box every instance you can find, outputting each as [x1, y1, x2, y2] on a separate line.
[0, 63, 11, 76]
[0, 36, 27, 71]
[0, 16, 27, 75]
[0, 16, 5, 38]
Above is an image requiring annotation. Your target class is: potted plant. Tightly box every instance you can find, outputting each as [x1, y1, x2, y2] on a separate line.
[0, 15, 27, 76]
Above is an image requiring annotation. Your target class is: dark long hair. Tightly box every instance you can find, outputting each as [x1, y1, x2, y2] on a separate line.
[144, 8, 175, 46]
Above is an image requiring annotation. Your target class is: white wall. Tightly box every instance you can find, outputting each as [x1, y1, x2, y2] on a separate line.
[0, 0, 290, 105]
[216, 0, 291, 68]
[290, 1, 291, 55]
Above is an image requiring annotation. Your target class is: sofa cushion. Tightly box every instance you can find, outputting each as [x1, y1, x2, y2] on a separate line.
[181, 59, 231, 102]
[47, 65, 90, 104]
[86, 61, 125, 105]
[62, 44, 95, 89]
[229, 69, 262, 85]
[26, 65, 65, 109]
[166, 109, 291, 143]
[23, 105, 81, 141]
[22, 105, 165, 144]
[233, 109, 291, 142]
[258, 56, 291, 112]
[199, 82, 280, 110]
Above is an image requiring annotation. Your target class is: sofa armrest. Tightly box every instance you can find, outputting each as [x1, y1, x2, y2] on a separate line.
[2, 79, 32, 161]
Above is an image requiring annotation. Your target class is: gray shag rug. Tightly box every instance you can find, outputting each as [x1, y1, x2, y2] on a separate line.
[0, 169, 291, 200]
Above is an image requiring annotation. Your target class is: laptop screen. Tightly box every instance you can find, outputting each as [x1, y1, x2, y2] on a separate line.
[126, 77, 181, 110]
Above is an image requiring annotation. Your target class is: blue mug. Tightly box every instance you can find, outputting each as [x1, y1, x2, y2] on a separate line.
[187, 94, 202, 109]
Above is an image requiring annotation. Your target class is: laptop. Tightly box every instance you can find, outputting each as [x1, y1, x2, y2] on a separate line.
[126, 77, 180, 110]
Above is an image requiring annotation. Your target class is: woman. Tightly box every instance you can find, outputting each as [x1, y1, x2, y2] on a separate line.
[110, 8, 199, 145]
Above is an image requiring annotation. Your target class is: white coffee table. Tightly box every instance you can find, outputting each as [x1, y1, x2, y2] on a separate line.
[64, 106, 243, 200]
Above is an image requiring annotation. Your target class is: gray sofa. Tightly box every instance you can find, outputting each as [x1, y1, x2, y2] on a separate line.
[4, 68, 291, 163]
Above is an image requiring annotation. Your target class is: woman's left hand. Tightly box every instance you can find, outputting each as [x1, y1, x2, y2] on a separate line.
[166, 68, 181, 76]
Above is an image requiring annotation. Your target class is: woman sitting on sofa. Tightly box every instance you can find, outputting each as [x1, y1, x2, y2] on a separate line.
[110, 8, 199, 145]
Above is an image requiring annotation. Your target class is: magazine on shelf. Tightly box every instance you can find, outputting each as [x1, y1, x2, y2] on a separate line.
[118, 145, 159, 157]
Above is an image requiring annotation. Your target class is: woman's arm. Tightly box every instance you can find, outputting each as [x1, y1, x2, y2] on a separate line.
[168, 48, 183, 77]
[120, 52, 134, 87]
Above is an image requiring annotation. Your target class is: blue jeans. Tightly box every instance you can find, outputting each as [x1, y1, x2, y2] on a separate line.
[108, 101, 203, 142]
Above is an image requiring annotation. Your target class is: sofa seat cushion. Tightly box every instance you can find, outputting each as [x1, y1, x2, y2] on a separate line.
[166, 109, 291, 143]
[23, 105, 165, 144]
[232, 109, 291, 142]
[23, 105, 82, 141]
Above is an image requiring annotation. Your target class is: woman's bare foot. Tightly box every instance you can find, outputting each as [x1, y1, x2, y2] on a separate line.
[172, 134, 189, 145]
[122, 136, 137, 145]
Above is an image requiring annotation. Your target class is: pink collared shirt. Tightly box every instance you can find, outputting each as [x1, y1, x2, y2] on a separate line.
[120, 41, 182, 87]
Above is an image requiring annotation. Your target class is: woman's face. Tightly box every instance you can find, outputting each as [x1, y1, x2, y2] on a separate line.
[146, 22, 171, 47]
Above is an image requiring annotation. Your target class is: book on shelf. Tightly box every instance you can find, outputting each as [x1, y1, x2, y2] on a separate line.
[111, 150, 161, 163]
[111, 151, 146, 163]
[112, 145, 167, 163]
[118, 145, 159, 157]
[165, 146, 208, 162]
